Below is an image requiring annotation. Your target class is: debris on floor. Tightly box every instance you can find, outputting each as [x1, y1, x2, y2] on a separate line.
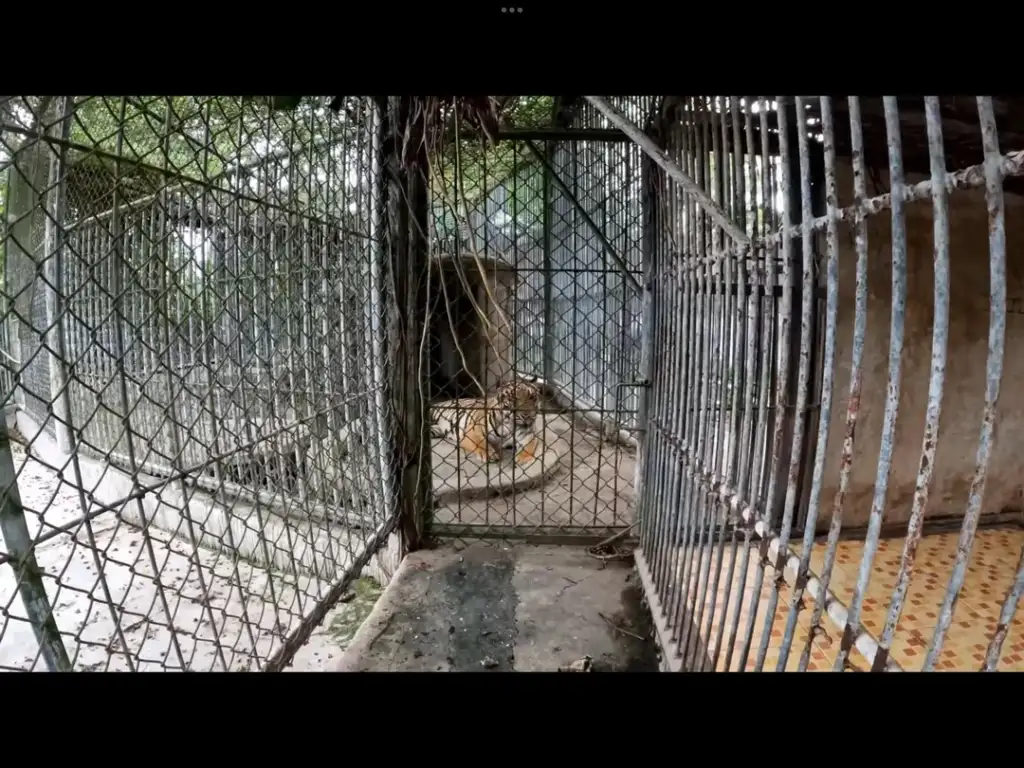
[558, 655, 593, 673]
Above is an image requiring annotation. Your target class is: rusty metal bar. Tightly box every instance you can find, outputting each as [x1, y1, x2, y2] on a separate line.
[832, 96, 909, 672]
[710, 97, 762, 672]
[796, 96, 870, 672]
[693, 95, 748, 669]
[635, 93, 1024, 676]
[723, 96, 777, 672]
[684, 149, 1024, 270]
[870, 97, 951, 672]
[754, 96, 815, 671]
[681, 99, 728, 669]
[923, 97, 1008, 671]
[737, 96, 795, 672]
[641, 414, 902, 670]
[674, 102, 711, 654]
[984, 549, 1024, 670]
[584, 96, 751, 247]
[776, 96, 841, 671]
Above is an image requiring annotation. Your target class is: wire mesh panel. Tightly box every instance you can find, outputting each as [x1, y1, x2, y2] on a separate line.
[0, 96, 398, 671]
[627, 94, 1024, 672]
[423, 98, 650, 541]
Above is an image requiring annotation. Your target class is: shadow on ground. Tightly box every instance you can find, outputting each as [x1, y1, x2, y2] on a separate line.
[334, 543, 657, 673]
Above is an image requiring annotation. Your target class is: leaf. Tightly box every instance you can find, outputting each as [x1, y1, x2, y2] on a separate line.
[269, 96, 305, 111]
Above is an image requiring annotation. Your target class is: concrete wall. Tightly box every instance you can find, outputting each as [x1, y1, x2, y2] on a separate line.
[815, 158, 1024, 530]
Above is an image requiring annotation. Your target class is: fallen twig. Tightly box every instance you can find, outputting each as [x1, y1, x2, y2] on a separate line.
[586, 522, 639, 563]
[593, 522, 639, 550]
[598, 611, 645, 641]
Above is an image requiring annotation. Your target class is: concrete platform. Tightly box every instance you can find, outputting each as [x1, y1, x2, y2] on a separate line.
[430, 413, 637, 535]
[334, 543, 657, 672]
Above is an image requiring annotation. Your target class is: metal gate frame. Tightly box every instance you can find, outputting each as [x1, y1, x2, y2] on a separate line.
[596, 95, 828, 671]
[617, 94, 1024, 673]
[418, 122, 649, 544]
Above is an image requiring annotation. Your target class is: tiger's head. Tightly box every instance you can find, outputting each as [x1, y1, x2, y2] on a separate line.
[494, 379, 541, 433]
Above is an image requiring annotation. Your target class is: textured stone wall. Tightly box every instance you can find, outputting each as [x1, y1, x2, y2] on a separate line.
[815, 158, 1024, 530]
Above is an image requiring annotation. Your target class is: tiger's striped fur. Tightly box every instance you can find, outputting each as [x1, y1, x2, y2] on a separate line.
[430, 380, 542, 464]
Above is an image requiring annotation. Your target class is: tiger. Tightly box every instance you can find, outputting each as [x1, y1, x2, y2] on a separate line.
[429, 379, 542, 464]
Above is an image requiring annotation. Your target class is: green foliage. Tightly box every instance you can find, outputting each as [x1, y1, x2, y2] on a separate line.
[433, 96, 553, 195]
[432, 97, 553, 237]
[258, 94, 557, 241]
[68, 97, 265, 190]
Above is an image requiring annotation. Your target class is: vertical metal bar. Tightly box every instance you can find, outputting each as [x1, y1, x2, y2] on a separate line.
[833, 96, 908, 672]
[542, 140, 555, 388]
[339, 100, 373, 527]
[726, 95, 770, 672]
[798, 96, 870, 672]
[612, 137, 631, 525]
[108, 98, 188, 670]
[777, 96, 841, 670]
[689, 97, 734, 669]
[675, 98, 712, 658]
[480, 149, 494, 526]
[368, 100, 393, 532]
[192, 99, 260, 660]
[271, 115, 307, 613]
[638, 160, 663, 559]
[646, 109, 675, 577]
[666, 100, 703, 646]
[701, 97, 749, 670]
[923, 97, 1007, 671]
[634, 149, 655, 528]
[593, 140, 609, 528]
[738, 96, 794, 671]
[650, 106, 683, 611]
[43, 103, 74, 456]
[713, 97, 760, 671]
[872, 97, 950, 671]
[567, 141, 580, 527]
[0, 424, 71, 671]
[155, 98, 229, 671]
[644, 123, 671, 570]
[46, 97, 140, 671]
[984, 548, 1024, 670]
[758, 96, 816, 671]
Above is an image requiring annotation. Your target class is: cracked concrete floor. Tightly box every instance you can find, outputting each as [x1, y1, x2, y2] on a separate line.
[334, 543, 658, 672]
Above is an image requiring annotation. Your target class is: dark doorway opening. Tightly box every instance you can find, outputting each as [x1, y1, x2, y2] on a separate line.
[427, 263, 485, 403]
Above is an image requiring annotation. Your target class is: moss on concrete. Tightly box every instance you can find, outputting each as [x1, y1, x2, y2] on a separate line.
[327, 576, 383, 649]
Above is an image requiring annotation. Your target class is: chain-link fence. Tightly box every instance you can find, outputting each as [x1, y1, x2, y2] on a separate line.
[423, 97, 659, 542]
[0, 96, 400, 671]
[630, 95, 1024, 672]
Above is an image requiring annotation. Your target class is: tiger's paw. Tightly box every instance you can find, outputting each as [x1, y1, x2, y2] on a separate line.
[514, 437, 540, 465]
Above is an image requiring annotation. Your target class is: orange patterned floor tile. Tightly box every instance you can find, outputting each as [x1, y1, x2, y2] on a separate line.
[686, 527, 1024, 672]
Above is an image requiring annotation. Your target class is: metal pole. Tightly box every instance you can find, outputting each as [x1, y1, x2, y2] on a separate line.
[523, 139, 641, 297]
[584, 96, 750, 247]
[541, 140, 554, 384]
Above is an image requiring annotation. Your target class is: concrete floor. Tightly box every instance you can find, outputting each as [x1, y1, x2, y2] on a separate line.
[334, 543, 658, 672]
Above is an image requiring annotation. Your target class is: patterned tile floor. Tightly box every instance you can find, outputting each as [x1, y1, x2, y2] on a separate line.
[693, 527, 1024, 672]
